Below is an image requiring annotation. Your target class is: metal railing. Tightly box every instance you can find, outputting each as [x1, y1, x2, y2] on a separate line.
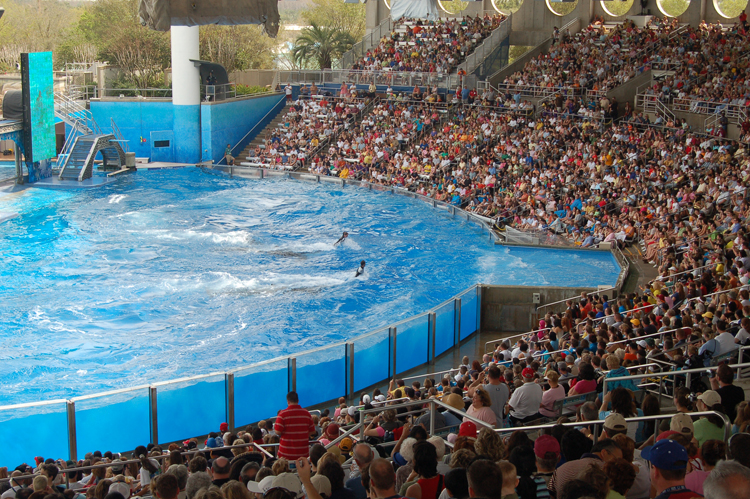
[536, 286, 618, 314]
[456, 15, 511, 75]
[274, 69, 463, 91]
[110, 118, 128, 154]
[493, 411, 732, 444]
[602, 362, 750, 405]
[673, 98, 747, 121]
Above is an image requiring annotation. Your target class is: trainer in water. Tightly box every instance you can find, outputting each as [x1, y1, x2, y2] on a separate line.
[355, 260, 366, 277]
[334, 231, 349, 246]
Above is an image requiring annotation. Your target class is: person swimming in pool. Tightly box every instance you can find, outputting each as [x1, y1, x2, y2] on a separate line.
[334, 231, 349, 246]
[355, 260, 365, 277]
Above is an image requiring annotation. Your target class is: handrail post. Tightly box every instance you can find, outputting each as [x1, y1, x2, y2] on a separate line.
[390, 327, 397, 378]
[429, 312, 436, 365]
[429, 398, 436, 435]
[455, 298, 462, 346]
[289, 358, 297, 393]
[226, 373, 235, 431]
[347, 342, 355, 400]
[67, 400, 77, 461]
[149, 386, 158, 444]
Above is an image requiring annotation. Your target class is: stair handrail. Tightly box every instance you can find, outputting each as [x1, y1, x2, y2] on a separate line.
[217, 94, 286, 165]
[110, 118, 129, 153]
[456, 14, 511, 76]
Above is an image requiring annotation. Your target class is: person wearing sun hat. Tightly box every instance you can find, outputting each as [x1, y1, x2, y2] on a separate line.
[640, 439, 701, 499]
[507, 367, 543, 425]
[693, 391, 727, 446]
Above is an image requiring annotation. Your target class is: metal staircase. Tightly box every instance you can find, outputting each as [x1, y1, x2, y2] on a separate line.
[58, 134, 126, 181]
[54, 92, 130, 181]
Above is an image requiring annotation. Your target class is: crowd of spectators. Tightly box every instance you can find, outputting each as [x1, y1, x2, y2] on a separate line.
[499, 18, 682, 96]
[639, 21, 750, 116]
[350, 14, 507, 75]
[246, 93, 368, 171]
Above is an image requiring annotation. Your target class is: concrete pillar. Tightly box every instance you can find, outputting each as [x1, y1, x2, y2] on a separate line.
[171, 26, 201, 164]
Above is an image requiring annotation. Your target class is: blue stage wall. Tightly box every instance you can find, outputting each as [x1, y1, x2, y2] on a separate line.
[89, 100, 174, 160]
[88, 94, 284, 164]
[200, 93, 284, 164]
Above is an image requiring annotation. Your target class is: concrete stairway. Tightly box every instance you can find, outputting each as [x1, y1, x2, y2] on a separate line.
[237, 103, 293, 162]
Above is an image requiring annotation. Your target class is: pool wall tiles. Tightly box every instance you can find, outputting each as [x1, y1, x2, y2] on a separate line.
[88, 93, 285, 164]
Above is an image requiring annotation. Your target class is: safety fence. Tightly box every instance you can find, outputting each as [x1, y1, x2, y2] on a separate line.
[0, 280, 481, 467]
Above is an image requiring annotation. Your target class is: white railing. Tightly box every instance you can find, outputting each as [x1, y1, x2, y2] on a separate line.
[673, 98, 747, 122]
[274, 68, 463, 91]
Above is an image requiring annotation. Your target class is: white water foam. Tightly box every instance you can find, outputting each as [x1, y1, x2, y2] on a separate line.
[108, 194, 127, 204]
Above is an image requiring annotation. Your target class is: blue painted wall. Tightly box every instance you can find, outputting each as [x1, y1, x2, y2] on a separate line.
[88, 94, 285, 164]
[89, 101, 174, 161]
[200, 93, 284, 164]
[174, 104, 200, 163]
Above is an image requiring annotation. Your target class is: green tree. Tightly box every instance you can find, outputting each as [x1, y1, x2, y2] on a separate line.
[301, 0, 366, 41]
[199, 25, 278, 73]
[292, 23, 355, 70]
[492, 0, 524, 13]
[0, 0, 81, 70]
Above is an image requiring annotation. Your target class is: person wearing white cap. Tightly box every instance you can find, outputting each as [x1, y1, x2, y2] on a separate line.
[694, 390, 727, 446]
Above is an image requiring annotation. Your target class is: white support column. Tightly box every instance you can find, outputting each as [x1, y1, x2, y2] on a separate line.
[170, 26, 201, 163]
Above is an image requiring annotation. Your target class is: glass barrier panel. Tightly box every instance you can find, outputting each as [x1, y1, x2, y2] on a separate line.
[296, 344, 346, 407]
[395, 314, 429, 374]
[460, 287, 478, 340]
[0, 402, 69, 465]
[75, 388, 150, 456]
[434, 300, 456, 357]
[234, 359, 289, 427]
[156, 374, 226, 444]
[353, 328, 390, 392]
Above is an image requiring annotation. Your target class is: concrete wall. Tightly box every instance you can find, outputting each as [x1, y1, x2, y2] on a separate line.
[90, 100, 174, 160]
[481, 284, 599, 333]
[490, 39, 552, 86]
[200, 92, 284, 164]
[607, 68, 652, 106]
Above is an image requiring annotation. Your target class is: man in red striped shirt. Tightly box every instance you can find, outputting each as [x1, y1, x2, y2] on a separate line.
[274, 391, 315, 460]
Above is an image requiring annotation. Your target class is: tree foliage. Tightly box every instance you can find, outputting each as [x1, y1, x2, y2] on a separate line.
[292, 23, 355, 70]
[0, 0, 80, 70]
[199, 25, 277, 74]
[301, 0, 366, 41]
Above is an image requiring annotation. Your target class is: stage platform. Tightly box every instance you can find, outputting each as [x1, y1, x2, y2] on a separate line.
[33, 176, 118, 189]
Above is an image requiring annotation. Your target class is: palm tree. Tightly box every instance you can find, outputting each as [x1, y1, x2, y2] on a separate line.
[291, 23, 355, 70]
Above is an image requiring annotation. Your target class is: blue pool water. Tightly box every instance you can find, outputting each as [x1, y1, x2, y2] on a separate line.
[0, 168, 620, 405]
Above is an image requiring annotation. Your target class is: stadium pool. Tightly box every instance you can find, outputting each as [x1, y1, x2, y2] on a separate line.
[0, 168, 620, 405]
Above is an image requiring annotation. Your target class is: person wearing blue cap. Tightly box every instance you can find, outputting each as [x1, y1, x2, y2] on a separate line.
[641, 439, 703, 499]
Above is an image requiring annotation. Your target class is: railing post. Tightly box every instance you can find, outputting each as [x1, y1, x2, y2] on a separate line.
[390, 327, 397, 378]
[429, 399, 436, 435]
[67, 401, 77, 462]
[477, 286, 482, 333]
[226, 372, 235, 431]
[149, 386, 159, 444]
[455, 298, 462, 346]
[289, 357, 297, 393]
[429, 312, 436, 365]
[347, 342, 355, 400]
